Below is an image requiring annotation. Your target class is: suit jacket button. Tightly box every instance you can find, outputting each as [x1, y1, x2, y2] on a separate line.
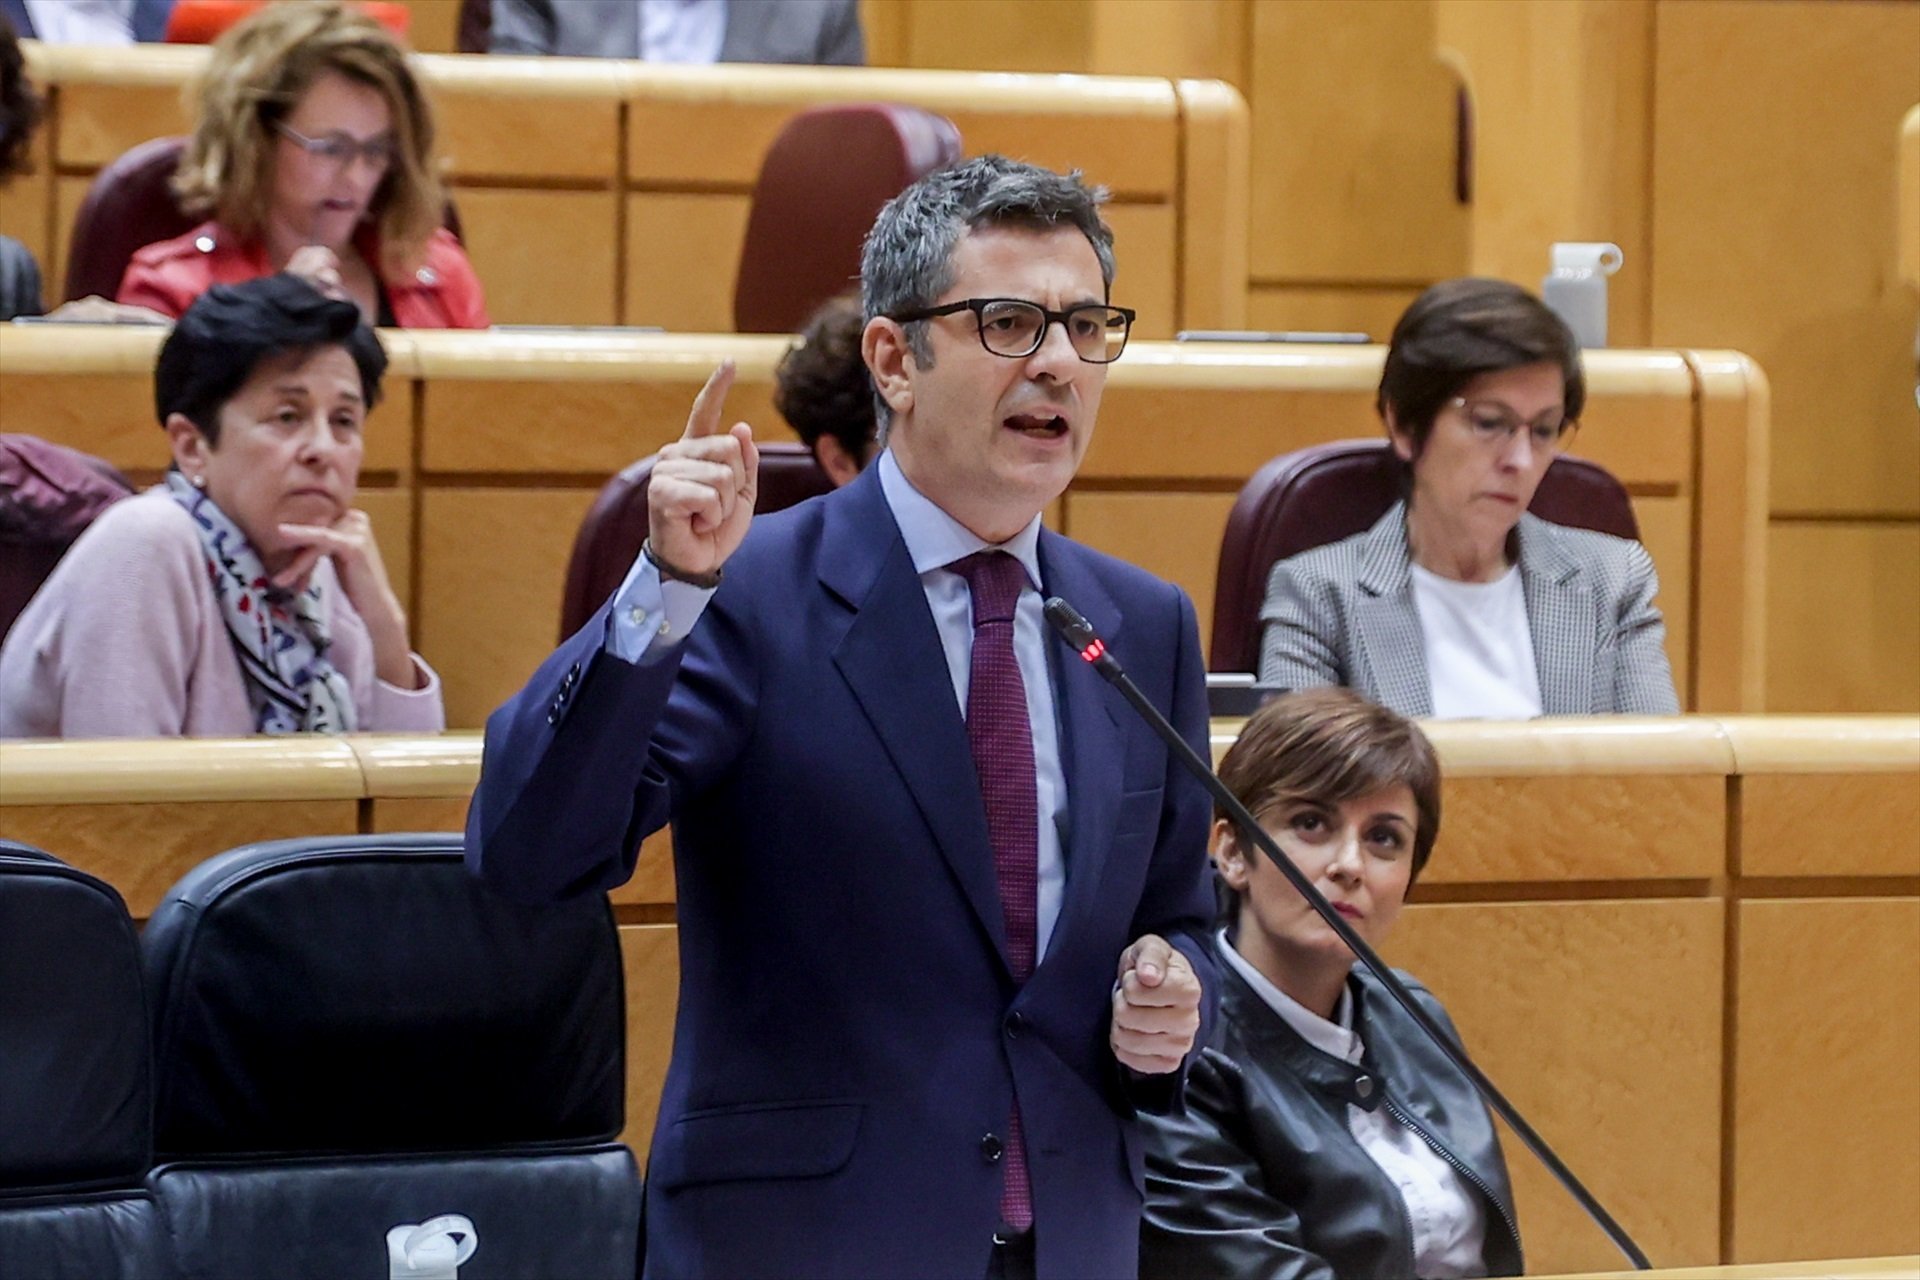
[979, 1133, 1003, 1163]
[1004, 1012, 1027, 1038]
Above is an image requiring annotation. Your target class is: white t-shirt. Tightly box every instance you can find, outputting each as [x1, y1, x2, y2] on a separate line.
[1410, 563, 1542, 720]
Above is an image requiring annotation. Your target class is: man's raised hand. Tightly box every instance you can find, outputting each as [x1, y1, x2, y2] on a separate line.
[647, 361, 760, 580]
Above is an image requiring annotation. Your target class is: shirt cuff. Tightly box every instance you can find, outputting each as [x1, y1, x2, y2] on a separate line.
[604, 547, 715, 664]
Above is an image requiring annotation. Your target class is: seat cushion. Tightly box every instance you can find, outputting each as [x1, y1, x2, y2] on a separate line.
[151, 1147, 642, 1280]
[0, 1193, 169, 1280]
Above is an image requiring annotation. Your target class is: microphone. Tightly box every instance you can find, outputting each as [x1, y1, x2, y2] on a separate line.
[1042, 596, 1652, 1272]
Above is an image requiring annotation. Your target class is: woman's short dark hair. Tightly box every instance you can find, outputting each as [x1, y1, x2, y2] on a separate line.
[1377, 277, 1586, 454]
[0, 15, 44, 182]
[1214, 688, 1442, 920]
[775, 293, 875, 464]
[154, 275, 386, 444]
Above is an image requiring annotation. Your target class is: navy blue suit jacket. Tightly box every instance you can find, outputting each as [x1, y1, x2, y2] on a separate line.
[468, 465, 1218, 1279]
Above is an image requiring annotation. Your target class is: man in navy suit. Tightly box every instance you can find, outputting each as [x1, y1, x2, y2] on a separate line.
[467, 156, 1216, 1280]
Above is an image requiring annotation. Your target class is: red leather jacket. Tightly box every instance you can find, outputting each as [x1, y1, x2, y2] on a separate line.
[117, 221, 489, 329]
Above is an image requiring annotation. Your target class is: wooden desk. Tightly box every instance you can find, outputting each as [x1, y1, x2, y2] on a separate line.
[0, 328, 1769, 727]
[1, 43, 1247, 336]
[2, 716, 1912, 1272]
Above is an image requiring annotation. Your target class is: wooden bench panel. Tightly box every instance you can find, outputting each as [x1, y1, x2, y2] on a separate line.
[1731, 898, 1920, 1262]
[1384, 897, 1726, 1273]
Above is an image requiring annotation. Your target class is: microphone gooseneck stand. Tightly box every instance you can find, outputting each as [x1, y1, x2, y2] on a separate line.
[1042, 597, 1652, 1271]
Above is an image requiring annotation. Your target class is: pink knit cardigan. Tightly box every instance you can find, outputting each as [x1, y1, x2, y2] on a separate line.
[0, 490, 445, 739]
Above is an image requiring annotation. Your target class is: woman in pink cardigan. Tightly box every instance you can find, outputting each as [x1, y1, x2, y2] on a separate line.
[0, 275, 444, 738]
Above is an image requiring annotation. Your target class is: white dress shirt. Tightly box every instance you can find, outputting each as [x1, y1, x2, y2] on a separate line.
[23, 0, 136, 43]
[1218, 932, 1491, 1279]
[1410, 563, 1543, 720]
[637, 0, 726, 62]
[600, 450, 1070, 959]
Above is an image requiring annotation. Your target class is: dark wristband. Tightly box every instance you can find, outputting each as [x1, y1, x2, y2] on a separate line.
[643, 538, 723, 590]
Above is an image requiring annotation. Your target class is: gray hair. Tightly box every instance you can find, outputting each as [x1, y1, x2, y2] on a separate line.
[860, 155, 1115, 429]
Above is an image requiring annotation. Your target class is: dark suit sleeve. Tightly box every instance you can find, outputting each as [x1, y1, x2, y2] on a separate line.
[1140, 1050, 1339, 1280]
[465, 588, 758, 902]
[1121, 588, 1222, 1114]
[818, 0, 865, 65]
[488, 0, 556, 54]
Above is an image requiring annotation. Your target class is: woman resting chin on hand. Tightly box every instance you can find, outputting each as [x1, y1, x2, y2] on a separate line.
[0, 274, 445, 739]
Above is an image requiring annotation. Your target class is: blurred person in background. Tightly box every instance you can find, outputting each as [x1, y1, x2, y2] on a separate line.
[117, 0, 486, 327]
[1257, 278, 1677, 718]
[488, 0, 863, 66]
[774, 292, 876, 487]
[1141, 687, 1522, 1279]
[0, 275, 444, 738]
[0, 0, 172, 45]
[0, 14, 43, 319]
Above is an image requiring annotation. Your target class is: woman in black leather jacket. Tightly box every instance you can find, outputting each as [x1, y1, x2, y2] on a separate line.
[1141, 688, 1522, 1279]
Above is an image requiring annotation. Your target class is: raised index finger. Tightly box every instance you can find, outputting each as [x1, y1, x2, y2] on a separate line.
[682, 361, 738, 441]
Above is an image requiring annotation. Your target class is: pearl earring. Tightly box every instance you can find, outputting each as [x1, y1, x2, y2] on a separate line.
[191, 474, 207, 489]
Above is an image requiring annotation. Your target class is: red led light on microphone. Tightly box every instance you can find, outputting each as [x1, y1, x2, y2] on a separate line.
[1078, 639, 1105, 663]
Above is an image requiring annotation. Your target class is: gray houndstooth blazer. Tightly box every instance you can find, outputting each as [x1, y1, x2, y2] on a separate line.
[1257, 502, 1680, 716]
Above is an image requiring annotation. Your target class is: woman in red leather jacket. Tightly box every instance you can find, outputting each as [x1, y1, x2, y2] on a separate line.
[118, 0, 487, 329]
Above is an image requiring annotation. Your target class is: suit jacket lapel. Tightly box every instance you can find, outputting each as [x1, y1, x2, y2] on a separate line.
[1034, 532, 1125, 960]
[1351, 504, 1434, 717]
[821, 473, 1013, 973]
[1517, 516, 1592, 714]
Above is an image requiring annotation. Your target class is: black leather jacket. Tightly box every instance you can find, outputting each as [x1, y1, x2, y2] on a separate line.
[1141, 944, 1522, 1279]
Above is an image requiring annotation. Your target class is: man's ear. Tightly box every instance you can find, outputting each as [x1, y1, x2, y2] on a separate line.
[164, 412, 211, 479]
[862, 316, 915, 421]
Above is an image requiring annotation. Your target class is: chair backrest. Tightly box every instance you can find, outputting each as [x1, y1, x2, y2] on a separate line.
[1209, 438, 1640, 672]
[0, 841, 168, 1279]
[559, 441, 835, 640]
[141, 834, 641, 1278]
[732, 103, 962, 334]
[63, 136, 194, 304]
[0, 434, 135, 646]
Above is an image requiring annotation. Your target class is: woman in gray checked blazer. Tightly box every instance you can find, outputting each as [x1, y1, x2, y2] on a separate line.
[1257, 279, 1680, 718]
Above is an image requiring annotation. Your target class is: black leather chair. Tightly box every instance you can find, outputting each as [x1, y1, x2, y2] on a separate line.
[142, 834, 641, 1278]
[1209, 438, 1640, 672]
[0, 841, 169, 1280]
[558, 441, 834, 640]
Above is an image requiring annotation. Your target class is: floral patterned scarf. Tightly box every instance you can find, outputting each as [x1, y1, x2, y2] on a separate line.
[165, 471, 356, 733]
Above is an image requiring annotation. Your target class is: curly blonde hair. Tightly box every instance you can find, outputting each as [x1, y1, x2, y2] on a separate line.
[171, 0, 445, 277]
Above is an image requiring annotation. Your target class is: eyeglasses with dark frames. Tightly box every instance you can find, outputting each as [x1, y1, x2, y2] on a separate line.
[888, 297, 1136, 364]
[274, 122, 397, 173]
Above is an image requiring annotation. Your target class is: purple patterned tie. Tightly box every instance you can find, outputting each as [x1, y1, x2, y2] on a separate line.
[951, 550, 1037, 1233]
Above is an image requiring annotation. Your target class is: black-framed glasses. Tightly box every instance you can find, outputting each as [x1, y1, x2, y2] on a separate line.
[889, 297, 1136, 364]
[274, 122, 397, 173]
[1447, 396, 1578, 454]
